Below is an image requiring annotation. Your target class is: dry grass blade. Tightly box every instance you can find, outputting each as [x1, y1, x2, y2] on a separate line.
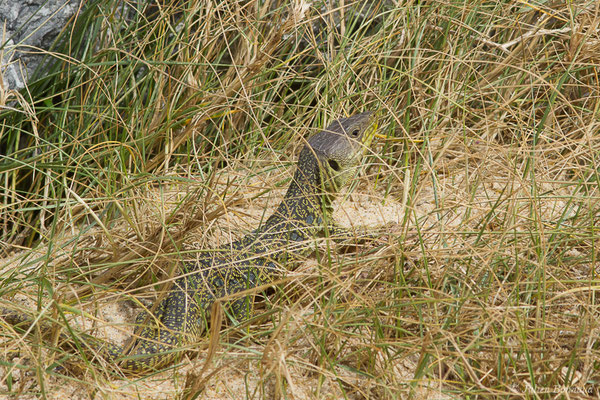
[63, 184, 244, 301]
[180, 301, 224, 400]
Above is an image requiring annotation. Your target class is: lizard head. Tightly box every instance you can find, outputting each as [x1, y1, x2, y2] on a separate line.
[307, 111, 377, 194]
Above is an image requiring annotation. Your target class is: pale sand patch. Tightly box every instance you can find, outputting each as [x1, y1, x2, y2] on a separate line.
[0, 147, 585, 399]
[0, 162, 418, 399]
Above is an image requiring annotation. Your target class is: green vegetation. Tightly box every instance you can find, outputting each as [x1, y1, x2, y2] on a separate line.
[1, 0, 599, 398]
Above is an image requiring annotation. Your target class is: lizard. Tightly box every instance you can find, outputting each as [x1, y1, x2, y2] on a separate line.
[1, 111, 378, 373]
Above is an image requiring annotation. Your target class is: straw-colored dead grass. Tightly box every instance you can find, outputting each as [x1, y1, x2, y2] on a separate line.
[2, 0, 600, 398]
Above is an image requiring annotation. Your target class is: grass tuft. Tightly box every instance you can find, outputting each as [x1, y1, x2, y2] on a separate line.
[1, 0, 600, 398]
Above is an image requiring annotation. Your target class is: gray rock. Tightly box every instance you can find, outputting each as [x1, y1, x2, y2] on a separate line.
[0, 0, 82, 91]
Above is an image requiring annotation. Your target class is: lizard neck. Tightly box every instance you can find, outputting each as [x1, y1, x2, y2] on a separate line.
[259, 147, 332, 234]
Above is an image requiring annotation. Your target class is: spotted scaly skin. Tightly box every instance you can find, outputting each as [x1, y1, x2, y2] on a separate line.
[3, 112, 378, 372]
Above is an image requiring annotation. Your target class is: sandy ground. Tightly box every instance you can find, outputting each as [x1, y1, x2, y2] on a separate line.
[0, 140, 580, 399]
[0, 161, 427, 399]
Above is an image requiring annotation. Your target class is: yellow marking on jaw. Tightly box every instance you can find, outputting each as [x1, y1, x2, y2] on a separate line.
[362, 122, 378, 149]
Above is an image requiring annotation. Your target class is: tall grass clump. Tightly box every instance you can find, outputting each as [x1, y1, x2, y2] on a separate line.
[1, 0, 600, 398]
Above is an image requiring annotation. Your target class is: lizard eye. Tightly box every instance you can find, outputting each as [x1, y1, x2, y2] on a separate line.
[328, 159, 340, 172]
[350, 128, 360, 137]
